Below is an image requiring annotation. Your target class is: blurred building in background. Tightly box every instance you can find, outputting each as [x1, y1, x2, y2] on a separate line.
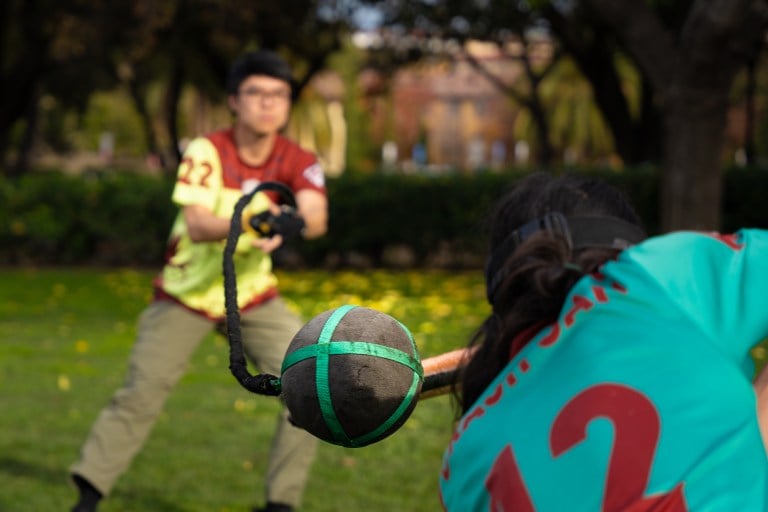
[355, 33, 554, 173]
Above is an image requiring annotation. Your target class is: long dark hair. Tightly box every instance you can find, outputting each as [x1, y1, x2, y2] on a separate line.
[457, 172, 644, 413]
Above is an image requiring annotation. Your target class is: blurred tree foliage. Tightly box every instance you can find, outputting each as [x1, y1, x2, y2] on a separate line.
[0, 0, 354, 177]
[3, 0, 768, 233]
[363, 0, 768, 231]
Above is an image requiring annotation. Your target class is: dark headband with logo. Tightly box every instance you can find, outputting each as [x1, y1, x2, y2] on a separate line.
[484, 212, 646, 303]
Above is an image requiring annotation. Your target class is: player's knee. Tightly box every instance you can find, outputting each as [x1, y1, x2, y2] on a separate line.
[110, 378, 174, 419]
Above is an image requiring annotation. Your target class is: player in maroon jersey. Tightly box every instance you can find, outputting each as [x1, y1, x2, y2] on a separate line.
[69, 50, 327, 512]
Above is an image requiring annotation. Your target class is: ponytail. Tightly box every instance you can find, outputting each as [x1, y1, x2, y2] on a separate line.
[458, 232, 617, 413]
[454, 173, 645, 414]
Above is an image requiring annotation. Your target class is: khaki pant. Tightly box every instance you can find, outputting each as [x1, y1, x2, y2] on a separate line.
[70, 297, 318, 507]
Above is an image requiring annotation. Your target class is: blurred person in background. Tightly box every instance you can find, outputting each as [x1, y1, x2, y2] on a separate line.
[69, 49, 327, 512]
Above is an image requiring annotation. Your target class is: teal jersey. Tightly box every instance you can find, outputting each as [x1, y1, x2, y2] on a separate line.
[440, 230, 768, 511]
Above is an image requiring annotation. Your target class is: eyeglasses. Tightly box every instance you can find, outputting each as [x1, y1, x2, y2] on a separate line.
[238, 87, 291, 102]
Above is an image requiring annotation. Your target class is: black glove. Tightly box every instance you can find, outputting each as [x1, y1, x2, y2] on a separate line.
[248, 205, 306, 241]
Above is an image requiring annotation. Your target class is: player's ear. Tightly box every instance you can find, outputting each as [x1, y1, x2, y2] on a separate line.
[227, 94, 238, 114]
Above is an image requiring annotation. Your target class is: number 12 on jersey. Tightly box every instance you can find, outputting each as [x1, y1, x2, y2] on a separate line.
[485, 384, 687, 511]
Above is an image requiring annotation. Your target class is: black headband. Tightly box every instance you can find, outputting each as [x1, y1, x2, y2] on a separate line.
[484, 212, 646, 302]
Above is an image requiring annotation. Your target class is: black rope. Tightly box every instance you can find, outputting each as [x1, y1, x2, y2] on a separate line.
[223, 182, 295, 396]
[422, 369, 455, 393]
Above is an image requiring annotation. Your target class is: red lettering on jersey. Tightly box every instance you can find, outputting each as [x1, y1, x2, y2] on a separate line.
[705, 232, 744, 250]
[178, 157, 194, 184]
[519, 359, 530, 373]
[177, 157, 213, 188]
[611, 281, 627, 294]
[199, 162, 213, 187]
[538, 323, 561, 347]
[623, 484, 687, 512]
[564, 295, 594, 326]
[477, 384, 687, 512]
[592, 271, 627, 294]
[441, 429, 460, 478]
[441, 461, 450, 480]
[506, 372, 518, 387]
[486, 445, 536, 512]
[462, 405, 486, 431]
[485, 383, 504, 406]
[593, 285, 608, 303]
[550, 384, 687, 511]
[446, 429, 460, 455]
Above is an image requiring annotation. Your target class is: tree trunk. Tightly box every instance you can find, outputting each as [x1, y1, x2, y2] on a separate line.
[745, 55, 758, 164]
[529, 99, 554, 165]
[0, 68, 43, 176]
[580, 0, 768, 233]
[10, 92, 40, 177]
[660, 87, 729, 231]
[463, 48, 555, 166]
[127, 79, 165, 170]
[546, 7, 655, 165]
[637, 77, 662, 164]
[163, 59, 184, 174]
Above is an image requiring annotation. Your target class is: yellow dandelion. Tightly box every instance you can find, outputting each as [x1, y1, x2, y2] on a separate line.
[426, 301, 452, 318]
[283, 299, 301, 315]
[52, 283, 67, 297]
[339, 294, 363, 305]
[10, 220, 26, 235]
[242, 460, 253, 471]
[58, 374, 71, 391]
[234, 398, 256, 412]
[320, 281, 337, 294]
[419, 322, 437, 334]
[75, 340, 89, 353]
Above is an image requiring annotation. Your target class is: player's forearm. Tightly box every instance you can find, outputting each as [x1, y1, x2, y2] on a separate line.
[301, 210, 328, 239]
[183, 205, 230, 242]
[296, 189, 328, 239]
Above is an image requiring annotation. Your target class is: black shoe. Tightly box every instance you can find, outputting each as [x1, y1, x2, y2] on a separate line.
[71, 505, 97, 512]
[252, 502, 294, 512]
[70, 474, 102, 512]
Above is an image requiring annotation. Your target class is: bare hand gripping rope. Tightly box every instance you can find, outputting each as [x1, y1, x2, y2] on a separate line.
[223, 181, 468, 399]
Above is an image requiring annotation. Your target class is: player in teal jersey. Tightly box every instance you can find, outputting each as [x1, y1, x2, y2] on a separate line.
[440, 172, 768, 511]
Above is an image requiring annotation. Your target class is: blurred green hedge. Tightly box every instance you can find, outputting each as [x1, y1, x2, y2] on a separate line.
[2, 166, 767, 268]
[0, 171, 175, 266]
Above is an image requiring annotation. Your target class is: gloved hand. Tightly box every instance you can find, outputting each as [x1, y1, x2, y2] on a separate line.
[246, 205, 306, 241]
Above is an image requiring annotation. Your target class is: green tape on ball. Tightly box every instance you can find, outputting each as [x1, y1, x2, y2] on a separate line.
[280, 305, 423, 447]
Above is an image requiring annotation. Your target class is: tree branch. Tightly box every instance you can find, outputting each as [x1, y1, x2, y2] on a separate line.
[580, 0, 680, 91]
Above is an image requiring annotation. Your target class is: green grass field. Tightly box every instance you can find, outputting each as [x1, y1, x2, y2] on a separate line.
[0, 268, 489, 512]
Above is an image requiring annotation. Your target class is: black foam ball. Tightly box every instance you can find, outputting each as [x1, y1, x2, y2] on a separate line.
[280, 305, 423, 447]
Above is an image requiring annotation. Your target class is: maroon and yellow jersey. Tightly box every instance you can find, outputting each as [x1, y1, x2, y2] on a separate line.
[154, 129, 325, 319]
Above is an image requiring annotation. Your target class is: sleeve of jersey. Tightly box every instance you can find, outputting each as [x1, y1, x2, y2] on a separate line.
[719, 229, 768, 355]
[290, 154, 327, 195]
[629, 229, 768, 359]
[171, 137, 222, 210]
